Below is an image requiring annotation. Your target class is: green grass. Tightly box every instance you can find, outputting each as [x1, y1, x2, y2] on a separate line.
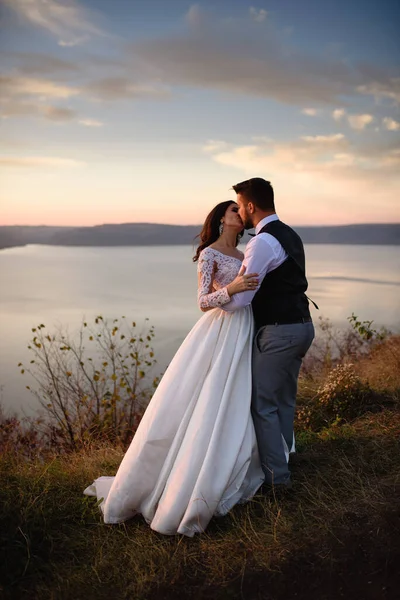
[1, 410, 400, 600]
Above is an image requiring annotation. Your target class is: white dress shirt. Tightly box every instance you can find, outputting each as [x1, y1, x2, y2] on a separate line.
[222, 214, 288, 312]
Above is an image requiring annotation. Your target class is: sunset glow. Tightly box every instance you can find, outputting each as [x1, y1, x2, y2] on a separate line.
[1, 1, 399, 226]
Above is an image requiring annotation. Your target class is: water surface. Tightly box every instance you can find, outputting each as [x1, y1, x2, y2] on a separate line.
[0, 244, 399, 413]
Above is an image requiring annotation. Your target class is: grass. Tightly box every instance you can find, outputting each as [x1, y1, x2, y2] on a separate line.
[1, 337, 400, 600]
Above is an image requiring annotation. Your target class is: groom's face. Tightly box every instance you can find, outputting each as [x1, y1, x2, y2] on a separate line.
[236, 195, 253, 230]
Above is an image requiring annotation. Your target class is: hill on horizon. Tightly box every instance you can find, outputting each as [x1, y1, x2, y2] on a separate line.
[0, 222, 399, 249]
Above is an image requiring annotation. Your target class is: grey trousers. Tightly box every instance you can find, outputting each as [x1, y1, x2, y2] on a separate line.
[251, 321, 315, 485]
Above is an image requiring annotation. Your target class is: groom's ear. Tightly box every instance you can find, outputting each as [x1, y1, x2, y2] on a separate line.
[248, 202, 255, 214]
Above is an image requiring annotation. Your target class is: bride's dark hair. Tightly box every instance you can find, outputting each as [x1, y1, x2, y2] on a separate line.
[193, 201, 244, 262]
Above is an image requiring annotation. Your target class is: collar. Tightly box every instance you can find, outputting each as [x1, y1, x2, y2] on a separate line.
[255, 214, 279, 235]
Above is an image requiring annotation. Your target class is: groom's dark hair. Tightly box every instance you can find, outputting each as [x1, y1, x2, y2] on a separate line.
[232, 178, 275, 211]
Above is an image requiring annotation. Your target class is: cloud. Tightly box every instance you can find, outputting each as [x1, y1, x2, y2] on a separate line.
[329, 153, 356, 167]
[358, 79, 400, 105]
[202, 140, 230, 153]
[302, 108, 318, 116]
[85, 77, 170, 101]
[1, 98, 102, 127]
[380, 148, 400, 168]
[0, 99, 76, 122]
[2, 0, 106, 46]
[0, 75, 79, 99]
[1, 101, 38, 119]
[0, 74, 82, 123]
[40, 105, 77, 121]
[3, 50, 123, 78]
[204, 134, 399, 186]
[125, 6, 399, 107]
[383, 117, 400, 131]
[332, 109, 375, 130]
[6, 53, 79, 76]
[347, 113, 374, 130]
[0, 156, 85, 168]
[203, 135, 399, 221]
[78, 118, 103, 127]
[206, 134, 352, 174]
[332, 108, 346, 121]
[301, 134, 345, 144]
[3, 4, 399, 137]
[131, 29, 353, 105]
[4, 6, 398, 118]
[0, 94, 102, 126]
[58, 37, 89, 48]
[249, 7, 268, 23]
[0, 63, 168, 126]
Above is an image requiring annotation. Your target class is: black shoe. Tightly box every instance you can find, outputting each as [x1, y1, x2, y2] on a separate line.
[259, 480, 293, 498]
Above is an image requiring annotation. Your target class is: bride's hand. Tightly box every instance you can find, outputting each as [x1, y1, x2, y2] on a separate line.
[227, 266, 259, 297]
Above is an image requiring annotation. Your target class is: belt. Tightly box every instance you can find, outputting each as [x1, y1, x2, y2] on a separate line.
[263, 316, 313, 326]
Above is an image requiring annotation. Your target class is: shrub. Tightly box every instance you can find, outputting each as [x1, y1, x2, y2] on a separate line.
[18, 316, 159, 451]
[0, 409, 44, 459]
[297, 363, 383, 431]
[301, 314, 389, 378]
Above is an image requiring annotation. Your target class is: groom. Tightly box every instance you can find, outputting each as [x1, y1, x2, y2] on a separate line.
[222, 177, 315, 488]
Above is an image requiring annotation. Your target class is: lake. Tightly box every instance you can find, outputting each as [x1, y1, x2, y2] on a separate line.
[0, 244, 399, 414]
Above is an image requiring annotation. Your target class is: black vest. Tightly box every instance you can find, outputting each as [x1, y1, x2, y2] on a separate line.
[251, 220, 311, 328]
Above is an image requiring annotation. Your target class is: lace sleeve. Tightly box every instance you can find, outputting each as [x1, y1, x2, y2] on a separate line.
[197, 249, 231, 311]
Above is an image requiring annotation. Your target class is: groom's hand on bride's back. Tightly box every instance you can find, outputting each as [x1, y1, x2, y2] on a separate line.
[227, 268, 259, 297]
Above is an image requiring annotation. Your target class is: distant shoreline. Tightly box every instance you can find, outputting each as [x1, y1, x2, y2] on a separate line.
[1, 222, 399, 249]
[2, 241, 400, 251]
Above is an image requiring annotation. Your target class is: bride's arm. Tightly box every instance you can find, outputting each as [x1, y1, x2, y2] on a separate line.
[197, 249, 231, 312]
[197, 248, 260, 312]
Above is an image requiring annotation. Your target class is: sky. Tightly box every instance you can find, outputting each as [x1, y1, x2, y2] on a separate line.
[0, 0, 399, 227]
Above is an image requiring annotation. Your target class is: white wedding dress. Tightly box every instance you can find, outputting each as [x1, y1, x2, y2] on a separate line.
[84, 247, 265, 536]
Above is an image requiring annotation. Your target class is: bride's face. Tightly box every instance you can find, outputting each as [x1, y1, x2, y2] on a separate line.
[222, 203, 244, 232]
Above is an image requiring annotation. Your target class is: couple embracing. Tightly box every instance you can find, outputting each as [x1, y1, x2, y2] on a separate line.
[85, 177, 315, 537]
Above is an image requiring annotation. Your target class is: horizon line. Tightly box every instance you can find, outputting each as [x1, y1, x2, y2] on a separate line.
[1, 221, 400, 229]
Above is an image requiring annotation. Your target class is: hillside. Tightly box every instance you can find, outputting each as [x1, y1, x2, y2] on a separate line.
[1, 334, 399, 599]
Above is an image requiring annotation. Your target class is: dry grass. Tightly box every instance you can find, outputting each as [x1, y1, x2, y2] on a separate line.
[1, 409, 400, 600]
[1, 336, 400, 600]
[296, 336, 400, 432]
[355, 335, 400, 393]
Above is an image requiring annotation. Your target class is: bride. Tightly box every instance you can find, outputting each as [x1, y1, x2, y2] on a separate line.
[84, 201, 265, 536]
